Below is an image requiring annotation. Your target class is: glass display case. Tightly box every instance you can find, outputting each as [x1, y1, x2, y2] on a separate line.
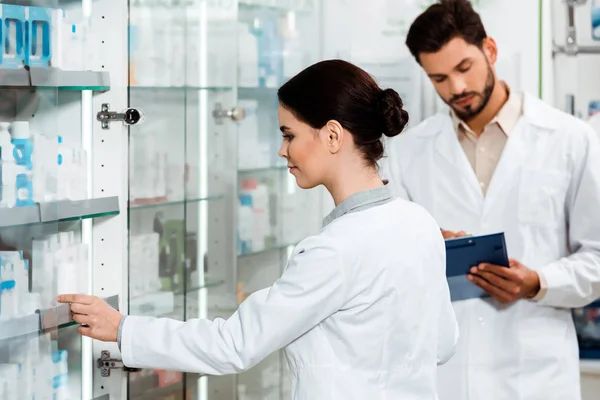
[0, 0, 119, 399]
[125, 0, 323, 399]
[550, 0, 600, 361]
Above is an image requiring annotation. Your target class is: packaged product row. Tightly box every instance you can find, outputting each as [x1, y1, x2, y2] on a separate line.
[0, 333, 74, 400]
[129, 211, 209, 301]
[0, 120, 87, 209]
[128, 0, 311, 88]
[0, 231, 88, 322]
[237, 176, 309, 256]
[0, 4, 93, 71]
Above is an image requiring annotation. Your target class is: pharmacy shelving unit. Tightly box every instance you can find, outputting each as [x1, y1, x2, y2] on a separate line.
[124, 0, 325, 399]
[547, 0, 600, 392]
[0, 0, 128, 399]
[2, 0, 326, 398]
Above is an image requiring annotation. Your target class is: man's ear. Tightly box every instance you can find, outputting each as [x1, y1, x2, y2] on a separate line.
[482, 37, 498, 65]
[324, 120, 344, 154]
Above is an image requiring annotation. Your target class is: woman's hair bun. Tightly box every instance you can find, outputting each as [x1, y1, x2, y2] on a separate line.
[376, 88, 409, 138]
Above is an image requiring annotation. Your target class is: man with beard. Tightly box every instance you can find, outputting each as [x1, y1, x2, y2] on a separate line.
[381, 0, 600, 399]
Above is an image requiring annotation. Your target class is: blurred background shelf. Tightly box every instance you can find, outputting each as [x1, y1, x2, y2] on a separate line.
[130, 282, 225, 317]
[0, 68, 110, 92]
[128, 195, 224, 211]
[238, 241, 296, 258]
[0, 196, 120, 228]
[129, 85, 233, 92]
[238, 165, 287, 174]
[238, 0, 314, 13]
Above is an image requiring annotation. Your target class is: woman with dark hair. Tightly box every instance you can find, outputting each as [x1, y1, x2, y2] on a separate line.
[59, 59, 458, 399]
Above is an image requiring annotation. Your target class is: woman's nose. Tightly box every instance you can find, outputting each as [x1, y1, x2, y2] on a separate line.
[278, 142, 288, 159]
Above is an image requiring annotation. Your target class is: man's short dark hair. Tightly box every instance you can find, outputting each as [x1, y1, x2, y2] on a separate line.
[405, 0, 487, 63]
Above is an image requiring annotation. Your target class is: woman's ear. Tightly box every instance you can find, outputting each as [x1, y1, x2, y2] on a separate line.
[324, 120, 344, 154]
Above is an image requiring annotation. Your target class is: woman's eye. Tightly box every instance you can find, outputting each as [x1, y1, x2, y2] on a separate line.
[283, 135, 293, 141]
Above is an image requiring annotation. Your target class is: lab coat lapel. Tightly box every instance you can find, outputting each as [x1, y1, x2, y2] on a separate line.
[434, 116, 484, 208]
[482, 118, 530, 210]
[483, 93, 551, 212]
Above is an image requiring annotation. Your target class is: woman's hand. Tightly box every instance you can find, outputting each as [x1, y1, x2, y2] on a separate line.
[57, 294, 122, 342]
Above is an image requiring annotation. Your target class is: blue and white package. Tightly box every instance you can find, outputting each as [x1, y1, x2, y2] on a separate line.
[593, 0, 600, 41]
[25, 6, 52, 68]
[1, 4, 26, 69]
[589, 100, 600, 117]
[254, 11, 283, 88]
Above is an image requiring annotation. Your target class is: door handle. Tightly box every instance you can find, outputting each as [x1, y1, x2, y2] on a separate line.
[212, 103, 246, 125]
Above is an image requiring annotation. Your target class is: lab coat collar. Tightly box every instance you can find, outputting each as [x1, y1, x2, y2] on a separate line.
[521, 91, 559, 130]
[322, 184, 393, 228]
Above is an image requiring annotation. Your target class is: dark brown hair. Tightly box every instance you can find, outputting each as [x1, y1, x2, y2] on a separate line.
[405, 0, 487, 63]
[277, 59, 409, 167]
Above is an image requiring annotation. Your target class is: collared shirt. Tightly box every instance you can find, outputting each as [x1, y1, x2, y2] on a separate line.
[322, 184, 394, 228]
[450, 87, 547, 299]
[450, 84, 523, 195]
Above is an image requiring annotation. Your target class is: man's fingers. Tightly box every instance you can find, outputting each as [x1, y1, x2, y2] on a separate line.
[469, 274, 514, 303]
[478, 264, 524, 283]
[70, 303, 89, 314]
[473, 270, 520, 295]
[58, 294, 94, 305]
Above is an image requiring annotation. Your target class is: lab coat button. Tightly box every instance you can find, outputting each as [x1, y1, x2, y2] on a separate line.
[478, 317, 485, 325]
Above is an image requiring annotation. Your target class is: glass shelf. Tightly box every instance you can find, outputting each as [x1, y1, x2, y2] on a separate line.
[180, 280, 226, 294]
[0, 68, 110, 92]
[0, 197, 120, 229]
[129, 281, 225, 317]
[129, 85, 233, 92]
[0, 295, 119, 342]
[238, 241, 296, 258]
[238, 0, 314, 13]
[238, 165, 287, 174]
[131, 381, 184, 400]
[238, 86, 279, 98]
[128, 195, 224, 210]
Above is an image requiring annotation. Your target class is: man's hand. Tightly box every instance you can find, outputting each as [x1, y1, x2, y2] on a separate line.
[467, 258, 541, 304]
[57, 294, 122, 342]
[441, 229, 468, 239]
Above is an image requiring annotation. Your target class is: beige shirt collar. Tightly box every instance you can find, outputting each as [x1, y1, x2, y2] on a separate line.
[450, 83, 523, 138]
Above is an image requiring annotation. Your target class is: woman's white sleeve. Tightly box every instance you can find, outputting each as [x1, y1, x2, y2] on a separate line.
[120, 235, 346, 375]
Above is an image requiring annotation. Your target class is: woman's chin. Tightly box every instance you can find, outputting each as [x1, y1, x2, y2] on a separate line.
[295, 177, 316, 190]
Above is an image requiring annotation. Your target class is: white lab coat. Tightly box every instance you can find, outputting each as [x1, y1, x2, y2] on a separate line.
[381, 92, 600, 400]
[120, 197, 459, 400]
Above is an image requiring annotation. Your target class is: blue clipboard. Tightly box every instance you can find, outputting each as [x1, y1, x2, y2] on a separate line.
[445, 232, 509, 302]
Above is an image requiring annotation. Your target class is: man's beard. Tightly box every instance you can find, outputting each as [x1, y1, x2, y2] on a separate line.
[446, 63, 495, 121]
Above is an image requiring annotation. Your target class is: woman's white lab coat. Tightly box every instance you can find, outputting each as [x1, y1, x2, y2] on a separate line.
[119, 187, 459, 400]
[381, 92, 600, 400]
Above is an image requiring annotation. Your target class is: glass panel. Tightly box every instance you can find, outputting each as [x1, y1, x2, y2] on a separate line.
[0, 0, 103, 397]
[128, 0, 237, 398]
[126, 86, 188, 399]
[235, 1, 322, 399]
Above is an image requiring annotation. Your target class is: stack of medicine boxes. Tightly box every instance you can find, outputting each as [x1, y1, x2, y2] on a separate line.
[0, 4, 52, 69]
